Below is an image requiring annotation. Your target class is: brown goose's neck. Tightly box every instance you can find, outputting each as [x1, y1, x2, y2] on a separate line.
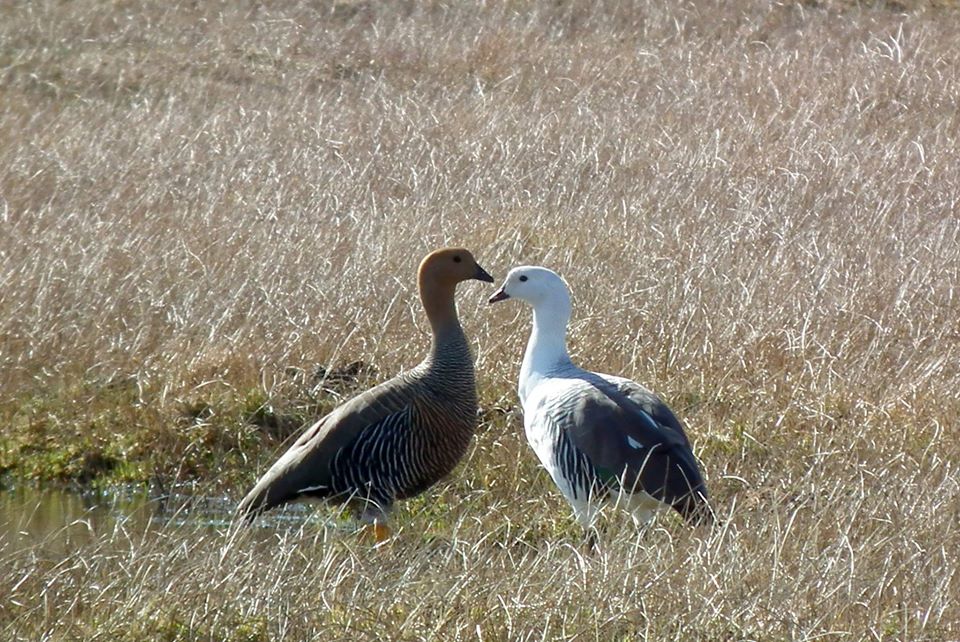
[419, 278, 461, 338]
[417, 277, 473, 378]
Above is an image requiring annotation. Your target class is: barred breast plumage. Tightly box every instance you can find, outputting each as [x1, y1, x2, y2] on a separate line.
[235, 248, 494, 540]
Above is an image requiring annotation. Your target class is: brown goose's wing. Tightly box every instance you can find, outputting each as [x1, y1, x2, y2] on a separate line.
[236, 375, 416, 522]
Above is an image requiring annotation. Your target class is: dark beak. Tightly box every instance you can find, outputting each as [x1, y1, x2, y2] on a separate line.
[488, 287, 510, 304]
[473, 263, 495, 283]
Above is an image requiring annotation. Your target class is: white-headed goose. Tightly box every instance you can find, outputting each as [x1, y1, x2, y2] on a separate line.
[489, 266, 712, 540]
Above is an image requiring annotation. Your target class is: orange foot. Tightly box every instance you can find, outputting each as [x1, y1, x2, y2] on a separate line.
[361, 522, 392, 543]
[374, 522, 391, 543]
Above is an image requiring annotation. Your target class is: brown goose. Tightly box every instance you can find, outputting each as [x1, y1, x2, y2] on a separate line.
[236, 248, 494, 540]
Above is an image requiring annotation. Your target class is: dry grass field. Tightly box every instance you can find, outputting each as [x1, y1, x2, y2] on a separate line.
[2, 0, 960, 639]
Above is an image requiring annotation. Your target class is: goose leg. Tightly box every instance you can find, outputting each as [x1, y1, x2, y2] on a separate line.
[360, 521, 392, 543]
[359, 501, 392, 543]
[582, 526, 599, 552]
[571, 493, 602, 552]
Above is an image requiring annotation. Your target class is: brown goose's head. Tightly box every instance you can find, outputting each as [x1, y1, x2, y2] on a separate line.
[417, 247, 494, 288]
[417, 247, 494, 332]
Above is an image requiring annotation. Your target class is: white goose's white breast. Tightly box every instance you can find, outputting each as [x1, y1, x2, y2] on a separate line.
[522, 379, 581, 476]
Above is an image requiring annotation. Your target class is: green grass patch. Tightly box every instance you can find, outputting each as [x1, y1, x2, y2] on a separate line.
[0, 374, 336, 491]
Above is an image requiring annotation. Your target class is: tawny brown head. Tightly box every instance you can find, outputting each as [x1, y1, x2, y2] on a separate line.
[417, 247, 494, 288]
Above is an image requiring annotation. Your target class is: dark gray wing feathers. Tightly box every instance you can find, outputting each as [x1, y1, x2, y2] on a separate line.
[561, 372, 711, 522]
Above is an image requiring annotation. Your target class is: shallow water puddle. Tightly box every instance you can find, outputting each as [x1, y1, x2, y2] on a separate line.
[0, 486, 338, 553]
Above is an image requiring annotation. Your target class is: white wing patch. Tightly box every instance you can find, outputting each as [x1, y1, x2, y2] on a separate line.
[627, 436, 645, 450]
[298, 484, 327, 493]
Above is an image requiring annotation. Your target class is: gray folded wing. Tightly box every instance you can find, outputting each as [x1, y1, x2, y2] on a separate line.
[560, 372, 710, 521]
[610, 377, 693, 448]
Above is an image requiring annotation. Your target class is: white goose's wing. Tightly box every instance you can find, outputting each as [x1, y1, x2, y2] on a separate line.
[601, 374, 692, 447]
[544, 369, 711, 522]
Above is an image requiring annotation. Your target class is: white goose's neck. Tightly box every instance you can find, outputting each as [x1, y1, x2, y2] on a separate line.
[519, 300, 574, 403]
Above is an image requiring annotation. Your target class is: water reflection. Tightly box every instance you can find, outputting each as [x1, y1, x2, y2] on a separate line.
[0, 487, 225, 552]
[0, 486, 335, 553]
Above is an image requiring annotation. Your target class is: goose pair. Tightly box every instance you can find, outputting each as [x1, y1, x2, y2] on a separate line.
[236, 250, 710, 540]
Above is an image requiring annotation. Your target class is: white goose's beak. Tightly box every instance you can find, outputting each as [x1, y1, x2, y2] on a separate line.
[488, 287, 510, 304]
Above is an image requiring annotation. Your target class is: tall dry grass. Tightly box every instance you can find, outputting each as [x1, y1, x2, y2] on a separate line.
[2, 0, 960, 639]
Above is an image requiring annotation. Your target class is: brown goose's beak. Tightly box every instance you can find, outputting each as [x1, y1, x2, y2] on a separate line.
[488, 287, 510, 304]
[473, 263, 495, 283]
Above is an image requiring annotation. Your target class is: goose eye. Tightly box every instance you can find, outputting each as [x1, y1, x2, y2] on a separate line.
[453, 256, 462, 263]
[519, 275, 528, 282]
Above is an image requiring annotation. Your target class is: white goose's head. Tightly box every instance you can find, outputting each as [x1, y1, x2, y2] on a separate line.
[488, 265, 572, 313]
